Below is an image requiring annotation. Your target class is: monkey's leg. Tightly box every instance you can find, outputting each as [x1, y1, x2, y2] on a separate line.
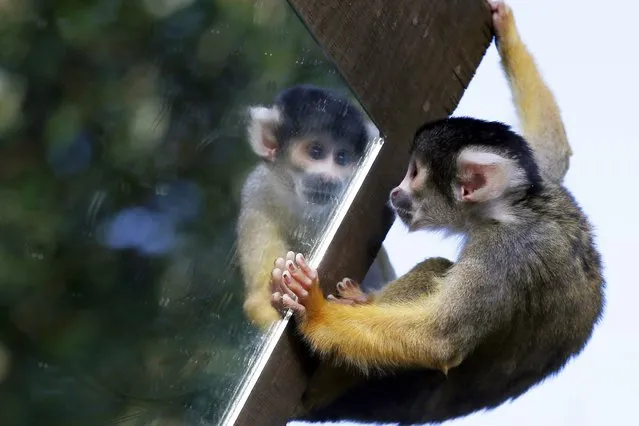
[491, 0, 571, 183]
[374, 257, 453, 304]
[298, 360, 366, 415]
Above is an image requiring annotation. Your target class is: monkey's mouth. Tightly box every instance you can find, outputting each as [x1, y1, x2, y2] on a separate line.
[305, 190, 337, 205]
[393, 207, 413, 222]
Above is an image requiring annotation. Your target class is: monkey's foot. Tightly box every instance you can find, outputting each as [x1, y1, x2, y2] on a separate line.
[327, 278, 370, 305]
[488, 1, 515, 40]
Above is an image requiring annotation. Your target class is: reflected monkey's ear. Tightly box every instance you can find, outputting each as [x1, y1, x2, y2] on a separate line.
[247, 106, 282, 162]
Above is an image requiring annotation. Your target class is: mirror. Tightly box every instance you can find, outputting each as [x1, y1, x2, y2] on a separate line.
[0, 1, 383, 424]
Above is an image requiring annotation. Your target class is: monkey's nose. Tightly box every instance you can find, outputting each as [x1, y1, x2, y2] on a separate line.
[390, 188, 412, 212]
[390, 187, 401, 201]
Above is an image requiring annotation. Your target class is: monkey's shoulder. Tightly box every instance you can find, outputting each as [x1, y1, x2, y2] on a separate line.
[240, 164, 294, 213]
[529, 183, 601, 270]
[240, 164, 274, 202]
[505, 183, 604, 312]
[529, 183, 590, 224]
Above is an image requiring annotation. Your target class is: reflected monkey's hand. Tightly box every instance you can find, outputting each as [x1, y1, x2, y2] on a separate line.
[271, 252, 318, 320]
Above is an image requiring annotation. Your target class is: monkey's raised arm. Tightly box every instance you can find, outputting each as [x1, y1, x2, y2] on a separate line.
[492, 1, 571, 183]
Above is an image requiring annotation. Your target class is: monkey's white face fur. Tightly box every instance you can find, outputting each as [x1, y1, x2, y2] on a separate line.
[390, 148, 527, 232]
[390, 157, 460, 232]
[283, 167, 339, 219]
[267, 166, 333, 224]
[249, 105, 360, 216]
[287, 136, 356, 207]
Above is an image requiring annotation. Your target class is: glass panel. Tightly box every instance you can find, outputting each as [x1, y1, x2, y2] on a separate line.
[0, 1, 382, 425]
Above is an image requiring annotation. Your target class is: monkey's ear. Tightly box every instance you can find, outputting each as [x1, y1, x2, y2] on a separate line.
[248, 106, 281, 162]
[456, 150, 524, 203]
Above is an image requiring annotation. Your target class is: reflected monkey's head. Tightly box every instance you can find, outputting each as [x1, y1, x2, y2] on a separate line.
[248, 85, 377, 212]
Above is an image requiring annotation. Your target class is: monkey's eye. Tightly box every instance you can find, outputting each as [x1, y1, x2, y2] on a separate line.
[335, 149, 354, 166]
[307, 142, 325, 160]
[409, 161, 418, 179]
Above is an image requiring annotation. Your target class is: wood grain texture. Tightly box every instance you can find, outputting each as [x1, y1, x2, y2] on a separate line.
[289, 0, 493, 146]
[232, 1, 493, 424]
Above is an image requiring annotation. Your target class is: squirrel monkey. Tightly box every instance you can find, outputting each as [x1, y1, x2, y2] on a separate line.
[238, 85, 395, 328]
[270, 2, 605, 423]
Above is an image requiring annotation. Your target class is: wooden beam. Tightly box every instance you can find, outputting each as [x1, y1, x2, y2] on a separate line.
[289, 0, 493, 145]
[232, 1, 493, 424]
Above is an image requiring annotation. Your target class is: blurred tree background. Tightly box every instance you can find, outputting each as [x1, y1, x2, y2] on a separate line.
[0, 0, 356, 424]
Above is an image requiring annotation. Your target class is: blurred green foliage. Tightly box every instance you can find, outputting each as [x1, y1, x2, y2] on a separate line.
[0, 0, 354, 424]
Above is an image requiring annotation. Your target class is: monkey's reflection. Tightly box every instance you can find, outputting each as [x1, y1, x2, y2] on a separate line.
[237, 84, 395, 328]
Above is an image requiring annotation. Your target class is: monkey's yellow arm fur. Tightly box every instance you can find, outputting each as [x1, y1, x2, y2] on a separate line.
[298, 279, 464, 375]
[239, 209, 288, 327]
[495, 2, 570, 183]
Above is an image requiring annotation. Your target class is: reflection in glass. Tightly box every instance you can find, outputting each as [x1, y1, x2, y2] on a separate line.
[238, 84, 383, 329]
[0, 0, 381, 425]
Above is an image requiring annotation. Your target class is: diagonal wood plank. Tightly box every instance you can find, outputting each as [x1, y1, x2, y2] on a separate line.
[287, 0, 493, 293]
[289, 0, 493, 145]
[232, 1, 493, 425]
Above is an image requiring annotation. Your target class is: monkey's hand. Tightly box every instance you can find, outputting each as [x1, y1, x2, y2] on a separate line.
[488, 1, 516, 43]
[271, 254, 370, 315]
[271, 252, 318, 320]
[327, 278, 371, 305]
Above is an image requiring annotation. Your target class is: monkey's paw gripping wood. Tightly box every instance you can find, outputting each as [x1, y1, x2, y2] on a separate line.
[233, 1, 492, 425]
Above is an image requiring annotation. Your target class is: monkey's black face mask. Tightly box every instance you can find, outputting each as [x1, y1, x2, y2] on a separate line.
[301, 173, 342, 205]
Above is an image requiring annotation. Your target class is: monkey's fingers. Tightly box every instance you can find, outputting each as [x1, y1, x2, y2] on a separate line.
[336, 278, 360, 292]
[488, 1, 514, 38]
[271, 292, 301, 315]
[274, 257, 286, 271]
[336, 278, 368, 303]
[272, 267, 297, 301]
[294, 253, 318, 282]
[271, 292, 286, 313]
[272, 257, 287, 293]
[327, 294, 356, 305]
[282, 270, 309, 301]
[286, 259, 314, 290]
[281, 294, 306, 318]
[271, 267, 283, 293]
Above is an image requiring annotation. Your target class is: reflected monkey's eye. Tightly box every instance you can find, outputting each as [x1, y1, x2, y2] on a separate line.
[335, 149, 353, 166]
[308, 142, 325, 160]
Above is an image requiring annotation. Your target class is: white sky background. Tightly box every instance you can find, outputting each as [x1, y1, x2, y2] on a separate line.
[294, 0, 639, 425]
